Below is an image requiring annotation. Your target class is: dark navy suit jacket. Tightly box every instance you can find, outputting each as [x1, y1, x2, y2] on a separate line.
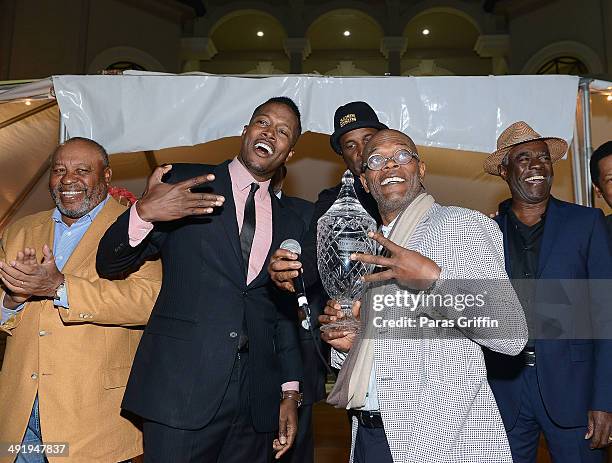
[486, 196, 612, 429]
[278, 194, 328, 405]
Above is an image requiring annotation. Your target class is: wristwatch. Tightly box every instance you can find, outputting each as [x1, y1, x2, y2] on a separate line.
[281, 390, 303, 407]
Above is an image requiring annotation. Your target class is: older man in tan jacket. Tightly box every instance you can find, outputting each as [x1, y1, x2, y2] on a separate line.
[0, 137, 161, 463]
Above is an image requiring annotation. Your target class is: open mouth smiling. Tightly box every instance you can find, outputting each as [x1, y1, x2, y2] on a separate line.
[254, 141, 274, 156]
[380, 176, 405, 186]
[524, 175, 545, 184]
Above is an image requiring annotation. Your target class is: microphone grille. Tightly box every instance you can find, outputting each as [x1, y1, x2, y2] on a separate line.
[280, 239, 301, 255]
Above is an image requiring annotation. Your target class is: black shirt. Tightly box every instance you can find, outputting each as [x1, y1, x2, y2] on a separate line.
[607, 214, 612, 238]
[506, 208, 546, 348]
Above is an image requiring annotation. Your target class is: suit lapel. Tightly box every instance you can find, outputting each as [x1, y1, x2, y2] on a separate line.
[28, 213, 55, 259]
[537, 197, 565, 278]
[61, 198, 125, 275]
[212, 162, 245, 277]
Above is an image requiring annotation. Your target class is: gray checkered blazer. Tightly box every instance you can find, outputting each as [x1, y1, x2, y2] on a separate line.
[333, 203, 528, 463]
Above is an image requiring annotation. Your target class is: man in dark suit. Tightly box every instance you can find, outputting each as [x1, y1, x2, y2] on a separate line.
[268, 101, 386, 461]
[96, 97, 306, 463]
[272, 165, 326, 463]
[590, 141, 612, 236]
[483, 121, 612, 462]
[269, 101, 385, 297]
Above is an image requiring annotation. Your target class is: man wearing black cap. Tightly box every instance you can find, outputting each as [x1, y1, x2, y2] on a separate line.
[590, 141, 612, 236]
[270, 101, 386, 291]
[268, 101, 386, 463]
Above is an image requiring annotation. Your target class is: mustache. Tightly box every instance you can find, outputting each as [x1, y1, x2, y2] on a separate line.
[53, 185, 87, 192]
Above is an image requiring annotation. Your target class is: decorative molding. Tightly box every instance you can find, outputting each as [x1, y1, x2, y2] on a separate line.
[326, 60, 369, 76]
[521, 40, 604, 74]
[380, 36, 408, 59]
[403, 59, 454, 76]
[88, 46, 166, 73]
[283, 37, 311, 60]
[475, 34, 510, 74]
[246, 61, 284, 74]
[181, 37, 218, 60]
[474, 34, 510, 58]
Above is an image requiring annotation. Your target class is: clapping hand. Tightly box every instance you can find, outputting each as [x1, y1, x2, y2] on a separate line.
[0, 245, 64, 302]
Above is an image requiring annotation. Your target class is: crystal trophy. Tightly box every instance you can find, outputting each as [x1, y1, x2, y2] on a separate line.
[317, 170, 377, 332]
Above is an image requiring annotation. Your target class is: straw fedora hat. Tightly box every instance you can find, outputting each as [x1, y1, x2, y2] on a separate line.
[483, 121, 568, 176]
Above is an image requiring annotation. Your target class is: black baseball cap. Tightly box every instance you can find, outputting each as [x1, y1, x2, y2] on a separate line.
[330, 101, 387, 155]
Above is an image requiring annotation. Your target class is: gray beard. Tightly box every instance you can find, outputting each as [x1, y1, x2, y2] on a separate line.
[50, 184, 107, 219]
[373, 184, 425, 219]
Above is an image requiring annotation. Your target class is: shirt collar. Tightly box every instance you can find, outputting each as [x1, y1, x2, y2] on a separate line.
[380, 216, 398, 237]
[52, 195, 110, 226]
[228, 157, 271, 200]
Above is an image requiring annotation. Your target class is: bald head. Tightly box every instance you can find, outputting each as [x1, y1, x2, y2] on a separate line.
[362, 129, 418, 171]
[52, 137, 109, 167]
[360, 129, 425, 225]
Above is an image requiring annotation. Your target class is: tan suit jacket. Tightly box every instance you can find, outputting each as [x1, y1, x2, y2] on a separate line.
[0, 198, 162, 463]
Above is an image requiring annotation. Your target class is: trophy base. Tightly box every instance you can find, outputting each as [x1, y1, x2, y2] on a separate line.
[320, 317, 360, 334]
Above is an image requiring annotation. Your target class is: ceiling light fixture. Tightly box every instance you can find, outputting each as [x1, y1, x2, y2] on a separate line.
[607, 95, 612, 101]
[343, 30, 351, 37]
[422, 28, 430, 36]
[257, 31, 264, 37]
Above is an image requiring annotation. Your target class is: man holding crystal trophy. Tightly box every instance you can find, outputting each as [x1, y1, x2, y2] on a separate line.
[269, 126, 528, 463]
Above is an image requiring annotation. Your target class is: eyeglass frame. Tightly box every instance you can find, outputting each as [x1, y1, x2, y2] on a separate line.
[362, 148, 420, 172]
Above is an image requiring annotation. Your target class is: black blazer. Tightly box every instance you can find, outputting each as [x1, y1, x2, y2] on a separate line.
[486, 197, 612, 429]
[96, 162, 305, 432]
[279, 193, 328, 405]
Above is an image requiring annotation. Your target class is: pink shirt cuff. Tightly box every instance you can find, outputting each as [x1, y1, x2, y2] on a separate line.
[128, 202, 154, 247]
[281, 381, 299, 392]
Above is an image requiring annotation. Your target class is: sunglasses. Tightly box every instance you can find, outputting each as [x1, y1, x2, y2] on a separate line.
[363, 149, 419, 171]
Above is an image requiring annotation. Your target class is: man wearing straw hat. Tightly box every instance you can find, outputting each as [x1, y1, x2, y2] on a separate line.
[484, 121, 612, 462]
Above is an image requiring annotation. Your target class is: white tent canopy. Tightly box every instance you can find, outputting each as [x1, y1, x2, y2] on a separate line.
[51, 73, 579, 155]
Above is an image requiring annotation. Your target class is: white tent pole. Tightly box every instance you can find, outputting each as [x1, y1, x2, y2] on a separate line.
[579, 78, 593, 206]
[58, 112, 68, 143]
[571, 124, 583, 205]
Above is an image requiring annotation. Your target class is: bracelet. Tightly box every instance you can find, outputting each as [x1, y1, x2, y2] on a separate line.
[281, 390, 303, 407]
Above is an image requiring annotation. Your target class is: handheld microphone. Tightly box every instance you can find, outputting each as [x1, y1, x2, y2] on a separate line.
[279, 239, 333, 375]
[279, 239, 308, 309]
